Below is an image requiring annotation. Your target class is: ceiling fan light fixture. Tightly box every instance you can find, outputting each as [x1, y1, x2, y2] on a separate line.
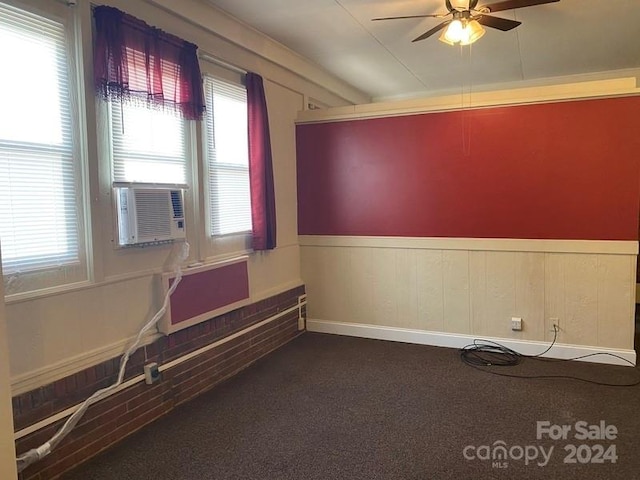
[439, 18, 485, 46]
[438, 29, 455, 45]
[460, 19, 485, 45]
[441, 18, 464, 44]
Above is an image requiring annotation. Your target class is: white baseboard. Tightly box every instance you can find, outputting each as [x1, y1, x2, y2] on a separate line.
[307, 319, 637, 367]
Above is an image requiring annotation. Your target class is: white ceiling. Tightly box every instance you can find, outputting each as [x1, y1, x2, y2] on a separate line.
[204, 0, 640, 102]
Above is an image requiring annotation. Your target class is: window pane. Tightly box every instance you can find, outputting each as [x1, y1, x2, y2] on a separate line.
[212, 95, 248, 167]
[205, 76, 252, 237]
[0, 148, 77, 270]
[0, 14, 64, 145]
[210, 166, 251, 235]
[111, 102, 187, 185]
[0, 3, 82, 277]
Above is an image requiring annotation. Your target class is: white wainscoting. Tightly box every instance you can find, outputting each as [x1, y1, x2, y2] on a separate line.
[300, 236, 638, 357]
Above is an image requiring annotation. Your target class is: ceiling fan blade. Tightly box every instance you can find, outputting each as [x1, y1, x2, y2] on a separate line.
[372, 13, 447, 21]
[477, 15, 522, 31]
[480, 0, 559, 14]
[412, 20, 451, 42]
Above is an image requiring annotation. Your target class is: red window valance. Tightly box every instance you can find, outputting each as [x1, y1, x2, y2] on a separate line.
[93, 5, 205, 120]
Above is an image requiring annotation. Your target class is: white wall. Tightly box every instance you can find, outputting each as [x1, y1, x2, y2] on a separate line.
[4, 0, 365, 395]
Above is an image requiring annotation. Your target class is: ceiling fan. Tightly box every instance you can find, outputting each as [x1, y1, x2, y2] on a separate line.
[372, 0, 559, 45]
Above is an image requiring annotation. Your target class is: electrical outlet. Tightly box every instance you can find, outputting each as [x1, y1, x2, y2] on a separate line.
[144, 362, 160, 385]
[511, 317, 523, 331]
[549, 318, 560, 333]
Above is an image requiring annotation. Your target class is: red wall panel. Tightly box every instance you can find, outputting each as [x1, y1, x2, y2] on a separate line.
[168, 261, 249, 326]
[296, 97, 640, 240]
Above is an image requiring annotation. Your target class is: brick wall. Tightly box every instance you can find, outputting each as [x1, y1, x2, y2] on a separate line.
[13, 285, 305, 480]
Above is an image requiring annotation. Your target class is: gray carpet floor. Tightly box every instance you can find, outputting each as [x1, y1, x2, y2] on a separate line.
[63, 332, 640, 480]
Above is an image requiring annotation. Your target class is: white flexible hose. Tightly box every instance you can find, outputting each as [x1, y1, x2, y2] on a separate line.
[16, 241, 190, 473]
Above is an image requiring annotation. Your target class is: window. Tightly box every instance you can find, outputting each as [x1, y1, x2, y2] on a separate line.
[204, 76, 252, 236]
[110, 101, 188, 186]
[94, 6, 202, 189]
[0, 2, 87, 293]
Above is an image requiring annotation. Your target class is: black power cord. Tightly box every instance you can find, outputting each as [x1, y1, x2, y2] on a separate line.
[460, 325, 640, 387]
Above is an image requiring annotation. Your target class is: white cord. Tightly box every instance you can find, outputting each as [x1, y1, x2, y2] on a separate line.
[16, 241, 190, 473]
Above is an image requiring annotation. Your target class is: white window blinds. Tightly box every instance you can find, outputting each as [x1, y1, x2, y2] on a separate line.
[204, 76, 252, 236]
[0, 3, 84, 276]
[110, 101, 187, 185]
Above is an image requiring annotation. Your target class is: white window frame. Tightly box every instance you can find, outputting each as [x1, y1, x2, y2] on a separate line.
[202, 74, 252, 246]
[0, 0, 89, 298]
[100, 49, 195, 253]
[103, 101, 194, 253]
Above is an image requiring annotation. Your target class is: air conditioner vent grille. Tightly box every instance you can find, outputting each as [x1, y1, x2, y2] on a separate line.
[134, 190, 172, 238]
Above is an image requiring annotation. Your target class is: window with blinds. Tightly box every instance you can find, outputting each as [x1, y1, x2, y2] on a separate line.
[0, 2, 85, 281]
[204, 76, 252, 236]
[110, 101, 187, 185]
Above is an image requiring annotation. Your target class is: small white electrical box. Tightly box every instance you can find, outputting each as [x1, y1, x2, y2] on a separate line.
[511, 317, 523, 331]
[144, 362, 160, 385]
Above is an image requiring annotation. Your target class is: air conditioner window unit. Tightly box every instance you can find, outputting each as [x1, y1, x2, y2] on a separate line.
[116, 187, 186, 246]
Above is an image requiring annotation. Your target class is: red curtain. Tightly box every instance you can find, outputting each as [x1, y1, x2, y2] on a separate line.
[246, 73, 276, 250]
[93, 6, 205, 121]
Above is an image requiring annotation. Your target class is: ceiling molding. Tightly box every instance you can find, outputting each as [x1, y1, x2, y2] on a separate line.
[297, 77, 640, 124]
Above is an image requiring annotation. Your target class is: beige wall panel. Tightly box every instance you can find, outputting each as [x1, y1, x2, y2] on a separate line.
[546, 253, 599, 346]
[300, 247, 327, 320]
[302, 240, 634, 351]
[596, 254, 634, 349]
[544, 253, 566, 342]
[469, 251, 489, 336]
[101, 279, 157, 345]
[416, 250, 445, 332]
[249, 245, 302, 301]
[515, 252, 546, 341]
[482, 252, 517, 338]
[442, 250, 471, 334]
[470, 251, 542, 340]
[347, 247, 375, 325]
[7, 276, 156, 378]
[564, 254, 599, 346]
[395, 249, 419, 329]
[322, 247, 352, 324]
[369, 248, 398, 327]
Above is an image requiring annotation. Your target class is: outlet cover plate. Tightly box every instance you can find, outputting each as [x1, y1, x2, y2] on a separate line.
[511, 317, 523, 331]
